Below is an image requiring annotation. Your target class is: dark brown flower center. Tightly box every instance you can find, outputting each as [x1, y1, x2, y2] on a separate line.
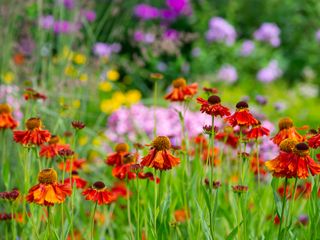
[93, 181, 105, 190]
[115, 143, 129, 153]
[294, 143, 309, 156]
[0, 103, 11, 114]
[236, 101, 248, 109]
[26, 118, 41, 130]
[49, 135, 59, 145]
[38, 168, 58, 184]
[152, 136, 171, 151]
[172, 78, 187, 88]
[207, 95, 221, 105]
[279, 139, 298, 153]
[278, 117, 293, 130]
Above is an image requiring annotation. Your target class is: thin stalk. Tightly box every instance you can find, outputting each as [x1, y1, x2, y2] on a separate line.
[153, 80, 158, 137]
[153, 169, 157, 236]
[284, 177, 298, 239]
[278, 177, 288, 240]
[90, 202, 98, 240]
[255, 140, 260, 187]
[127, 181, 134, 240]
[47, 206, 51, 240]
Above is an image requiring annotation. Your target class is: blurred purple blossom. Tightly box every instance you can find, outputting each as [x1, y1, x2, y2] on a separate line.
[82, 10, 96, 22]
[254, 23, 281, 47]
[206, 17, 236, 45]
[53, 21, 80, 34]
[191, 47, 201, 57]
[315, 30, 320, 42]
[240, 40, 255, 56]
[217, 65, 238, 84]
[0, 85, 23, 120]
[57, 0, 74, 10]
[18, 37, 35, 56]
[257, 60, 282, 83]
[163, 29, 180, 41]
[93, 42, 121, 57]
[134, 4, 160, 20]
[255, 95, 268, 105]
[157, 62, 168, 72]
[105, 104, 219, 144]
[259, 137, 279, 161]
[274, 101, 287, 112]
[134, 31, 155, 43]
[39, 15, 55, 30]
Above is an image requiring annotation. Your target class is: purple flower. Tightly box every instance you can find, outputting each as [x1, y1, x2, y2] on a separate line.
[255, 95, 267, 105]
[191, 47, 201, 57]
[133, 31, 155, 44]
[93, 42, 121, 57]
[315, 30, 320, 42]
[254, 23, 281, 47]
[206, 17, 236, 45]
[0, 85, 23, 120]
[257, 60, 282, 83]
[240, 40, 255, 56]
[163, 29, 180, 41]
[39, 15, 55, 30]
[134, 31, 145, 42]
[217, 65, 238, 84]
[53, 21, 80, 34]
[134, 4, 159, 20]
[298, 215, 309, 226]
[166, 0, 187, 13]
[274, 102, 287, 112]
[58, 0, 75, 10]
[82, 10, 96, 22]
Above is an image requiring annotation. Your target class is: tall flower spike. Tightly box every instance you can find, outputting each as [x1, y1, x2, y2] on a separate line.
[140, 136, 180, 170]
[226, 101, 258, 127]
[13, 117, 51, 146]
[0, 103, 18, 130]
[271, 117, 304, 145]
[196, 95, 230, 117]
[164, 77, 198, 102]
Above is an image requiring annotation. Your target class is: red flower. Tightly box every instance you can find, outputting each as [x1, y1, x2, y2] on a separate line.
[112, 163, 136, 180]
[174, 209, 190, 223]
[0, 189, 20, 201]
[138, 172, 160, 183]
[58, 158, 86, 172]
[64, 171, 88, 189]
[26, 168, 72, 206]
[111, 182, 130, 200]
[308, 131, 320, 149]
[226, 101, 258, 127]
[0, 103, 18, 130]
[39, 135, 70, 158]
[140, 136, 180, 170]
[215, 126, 239, 148]
[250, 156, 267, 176]
[271, 117, 304, 146]
[197, 95, 230, 117]
[246, 122, 270, 139]
[106, 143, 129, 166]
[164, 78, 198, 102]
[13, 118, 51, 146]
[24, 88, 47, 101]
[82, 181, 115, 205]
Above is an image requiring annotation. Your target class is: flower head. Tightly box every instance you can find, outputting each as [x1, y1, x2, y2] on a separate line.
[246, 121, 270, 139]
[271, 117, 304, 145]
[0, 103, 18, 130]
[226, 101, 258, 127]
[26, 168, 72, 206]
[39, 135, 70, 158]
[140, 136, 180, 170]
[164, 78, 198, 102]
[13, 118, 51, 146]
[64, 171, 88, 189]
[71, 120, 85, 130]
[24, 88, 47, 101]
[254, 23, 281, 47]
[196, 95, 230, 117]
[206, 17, 236, 45]
[0, 189, 20, 201]
[106, 143, 130, 166]
[82, 181, 115, 205]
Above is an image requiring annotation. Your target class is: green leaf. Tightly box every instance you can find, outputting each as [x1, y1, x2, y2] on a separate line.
[195, 199, 213, 240]
[226, 221, 243, 240]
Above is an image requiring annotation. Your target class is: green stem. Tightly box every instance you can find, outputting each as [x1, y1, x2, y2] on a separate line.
[278, 177, 288, 240]
[47, 206, 51, 240]
[127, 181, 134, 240]
[153, 80, 158, 137]
[90, 202, 98, 240]
[154, 169, 157, 237]
[136, 178, 140, 240]
[256, 140, 260, 188]
[284, 177, 298, 239]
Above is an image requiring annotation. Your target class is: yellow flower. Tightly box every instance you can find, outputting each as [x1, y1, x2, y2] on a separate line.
[106, 70, 120, 81]
[3, 72, 14, 84]
[126, 90, 141, 105]
[100, 99, 121, 114]
[72, 99, 81, 109]
[112, 91, 126, 104]
[62, 46, 73, 60]
[92, 137, 101, 146]
[79, 136, 88, 146]
[79, 73, 88, 82]
[73, 53, 86, 65]
[64, 65, 77, 77]
[99, 81, 112, 92]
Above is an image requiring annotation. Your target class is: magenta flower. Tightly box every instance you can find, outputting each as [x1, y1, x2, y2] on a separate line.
[134, 4, 160, 20]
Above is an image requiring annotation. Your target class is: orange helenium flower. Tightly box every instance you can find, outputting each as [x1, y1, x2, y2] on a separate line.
[271, 117, 304, 146]
[174, 209, 190, 223]
[82, 181, 115, 205]
[64, 171, 88, 189]
[226, 101, 258, 127]
[0, 103, 18, 130]
[39, 135, 70, 158]
[58, 158, 86, 172]
[140, 136, 180, 170]
[112, 163, 137, 180]
[164, 78, 198, 102]
[106, 143, 129, 166]
[13, 117, 51, 146]
[308, 130, 320, 149]
[246, 122, 270, 139]
[215, 126, 239, 148]
[26, 168, 72, 206]
[196, 95, 230, 117]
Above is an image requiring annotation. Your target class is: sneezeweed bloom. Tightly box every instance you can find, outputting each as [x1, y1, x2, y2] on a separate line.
[0, 103, 18, 130]
[204, 178, 221, 189]
[246, 121, 270, 139]
[58, 158, 86, 172]
[72, 120, 86, 130]
[0, 189, 20, 201]
[232, 185, 248, 194]
[82, 181, 115, 205]
[150, 73, 163, 80]
[39, 135, 70, 158]
[197, 95, 230, 117]
[58, 149, 75, 159]
[203, 87, 218, 94]
[174, 209, 190, 223]
[250, 156, 267, 177]
[64, 171, 88, 189]
[24, 88, 47, 101]
[164, 77, 198, 102]
[112, 153, 138, 180]
[271, 117, 304, 145]
[308, 129, 320, 149]
[106, 143, 130, 166]
[26, 168, 72, 206]
[226, 101, 258, 127]
[141, 136, 180, 170]
[215, 126, 239, 148]
[13, 117, 51, 146]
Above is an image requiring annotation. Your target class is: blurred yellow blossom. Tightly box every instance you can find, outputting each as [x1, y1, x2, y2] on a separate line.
[100, 99, 121, 114]
[72, 99, 81, 109]
[79, 136, 88, 146]
[93, 137, 102, 146]
[126, 90, 141, 105]
[99, 81, 112, 92]
[62, 46, 73, 60]
[106, 70, 120, 81]
[73, 53, 86, 65]
[64, 65, 77, 77]
[79, 73, 88, 82]
[3, 72, 14, 84]
[112, 91, 126, 104]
